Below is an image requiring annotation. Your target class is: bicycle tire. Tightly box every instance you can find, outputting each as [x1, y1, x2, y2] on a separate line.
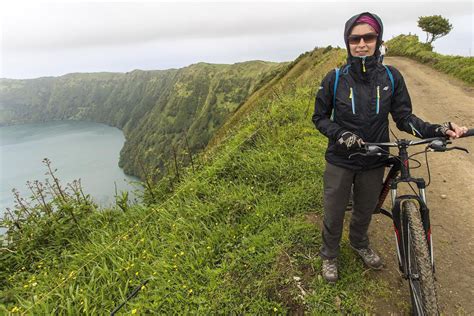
[402, 200, 439, 315]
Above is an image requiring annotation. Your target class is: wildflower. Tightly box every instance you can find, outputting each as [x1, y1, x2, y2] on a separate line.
[188, 289, 193, 294]
[206, 246, 211, 250]
[273, 307, 278, 312]
[141, 285, 146, 290]
[135, 272, 139, 276]
[32, 282, 38, 287]
[131, 309, 137, 314]
[140, 238, 145, 243]
[180, 251, 184, 256]
[10, 306, 20, 312]
[182, 284, 187, 289]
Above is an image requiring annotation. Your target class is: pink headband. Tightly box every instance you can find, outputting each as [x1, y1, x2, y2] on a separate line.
[355, 15, 380, 34]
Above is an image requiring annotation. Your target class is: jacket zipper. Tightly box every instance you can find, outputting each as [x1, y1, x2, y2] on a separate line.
[349, 87, 356, 114]
[376, 85, 380, 114]
[362, 58, 366, 72]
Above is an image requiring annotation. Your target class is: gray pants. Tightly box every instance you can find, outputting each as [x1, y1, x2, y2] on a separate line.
[320, 162, 385, 259]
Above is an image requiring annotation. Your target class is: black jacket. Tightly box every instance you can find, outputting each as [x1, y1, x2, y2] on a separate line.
[312, 12, 441, 170]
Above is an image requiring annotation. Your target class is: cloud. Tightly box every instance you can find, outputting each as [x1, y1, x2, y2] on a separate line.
[2, 2, 471, 51]
[1, 1, 472, 78]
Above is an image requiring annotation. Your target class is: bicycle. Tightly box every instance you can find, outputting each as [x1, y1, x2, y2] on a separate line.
[350, 129, 474, 315]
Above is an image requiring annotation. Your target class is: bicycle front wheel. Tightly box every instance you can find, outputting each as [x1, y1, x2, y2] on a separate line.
[402, 200, 439, 315]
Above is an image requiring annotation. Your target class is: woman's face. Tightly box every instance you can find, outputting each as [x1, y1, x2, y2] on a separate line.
[348, 23, 378, 57]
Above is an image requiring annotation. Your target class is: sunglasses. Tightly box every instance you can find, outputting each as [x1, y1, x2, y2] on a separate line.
[348, 33, 378, 45]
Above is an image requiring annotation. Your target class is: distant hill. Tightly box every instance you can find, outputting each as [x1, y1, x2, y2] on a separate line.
[0, 61, 287, 179]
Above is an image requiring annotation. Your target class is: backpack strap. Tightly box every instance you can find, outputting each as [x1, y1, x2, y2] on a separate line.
[383, 65, 395, 97]
[331, 65, 350, 121]
[331, 68, 340, 121]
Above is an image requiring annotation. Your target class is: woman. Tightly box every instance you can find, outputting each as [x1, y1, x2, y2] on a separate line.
[312, 12, 467, 283]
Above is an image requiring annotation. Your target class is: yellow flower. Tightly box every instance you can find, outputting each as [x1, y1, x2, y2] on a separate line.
[131, 309, 137, 314]
[11, 306, 20, 312]
[188, 289, 193, 294]
[23, 284, 29, 288]
[32, 282, 38, 287]
[141, 285, 146, 290]
[273, 307, 278, 312]
[135, 272, 139, 276]
[180, 251, 184, 256]
[140, 238, 145, 243]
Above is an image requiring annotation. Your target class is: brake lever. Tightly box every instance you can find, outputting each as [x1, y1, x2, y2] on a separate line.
[447, 146, 469, 154]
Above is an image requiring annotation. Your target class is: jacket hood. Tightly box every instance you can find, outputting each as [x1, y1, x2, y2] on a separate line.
[344, 12, 384, 61]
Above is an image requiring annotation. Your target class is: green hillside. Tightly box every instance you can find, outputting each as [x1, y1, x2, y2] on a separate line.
[1, 47, 397, 314]
[0, 61, 286, 179]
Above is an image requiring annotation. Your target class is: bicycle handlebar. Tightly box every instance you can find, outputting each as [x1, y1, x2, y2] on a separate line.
[364, 128, 474, 148]
[355, 128, 474, 158]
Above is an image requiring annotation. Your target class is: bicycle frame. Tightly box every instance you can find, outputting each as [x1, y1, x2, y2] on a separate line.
[373, 140, 434, 278]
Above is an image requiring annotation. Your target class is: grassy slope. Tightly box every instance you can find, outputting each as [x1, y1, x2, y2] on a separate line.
[386, 34, 474, 85]
[1, 48, 392, 314]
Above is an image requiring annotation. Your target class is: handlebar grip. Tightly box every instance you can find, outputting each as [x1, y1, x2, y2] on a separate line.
[462, 129, 474, 137]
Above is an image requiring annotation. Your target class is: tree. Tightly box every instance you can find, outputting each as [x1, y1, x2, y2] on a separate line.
[417, 15, 453, 44]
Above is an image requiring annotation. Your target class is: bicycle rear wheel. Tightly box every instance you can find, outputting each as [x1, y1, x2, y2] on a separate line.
[402, 200, 439, 315]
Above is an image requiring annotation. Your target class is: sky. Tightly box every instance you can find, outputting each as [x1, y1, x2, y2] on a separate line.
[0, 0, 472, 79]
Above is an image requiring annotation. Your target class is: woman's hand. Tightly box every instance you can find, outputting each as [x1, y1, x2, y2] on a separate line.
[446, 122, 468, 139]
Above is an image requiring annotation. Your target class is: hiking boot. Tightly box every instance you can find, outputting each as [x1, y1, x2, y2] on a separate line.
[351, 246, 383, 270]
[322, 258, 338, 283]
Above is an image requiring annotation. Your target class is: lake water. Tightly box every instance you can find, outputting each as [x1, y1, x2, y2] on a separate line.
[0, 121, 141, 228]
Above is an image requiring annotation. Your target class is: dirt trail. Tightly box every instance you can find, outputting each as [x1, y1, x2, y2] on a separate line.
[368, 57, 474, 314]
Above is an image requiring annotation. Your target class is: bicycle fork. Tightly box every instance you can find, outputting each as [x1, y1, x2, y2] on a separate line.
[389, 185, 435, 277]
